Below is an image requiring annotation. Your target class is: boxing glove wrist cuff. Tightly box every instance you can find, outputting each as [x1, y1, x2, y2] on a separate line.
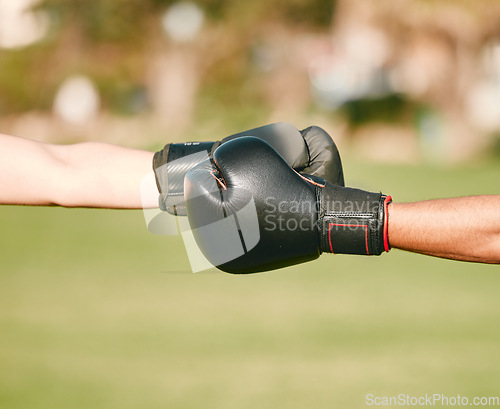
[153, 142, 215, 214]
[317, 183, 392, 255]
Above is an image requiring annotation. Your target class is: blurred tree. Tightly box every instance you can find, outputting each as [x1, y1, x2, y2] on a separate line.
[0, 0, 337, 116]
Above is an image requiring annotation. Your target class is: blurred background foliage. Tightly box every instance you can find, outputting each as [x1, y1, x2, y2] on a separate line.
[0, 0, 499, 162]
[1, 0, 336, 113]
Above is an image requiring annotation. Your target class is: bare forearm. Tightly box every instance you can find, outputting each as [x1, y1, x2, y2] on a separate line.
[0, 133, 158, 209]
[48, 142, 157, 208]
[388, 196, 500, 264]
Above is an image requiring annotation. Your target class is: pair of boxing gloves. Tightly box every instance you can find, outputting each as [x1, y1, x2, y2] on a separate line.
[153, 123, 391, 274]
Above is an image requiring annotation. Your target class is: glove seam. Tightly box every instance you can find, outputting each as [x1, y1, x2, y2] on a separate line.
[300, 126, 313, 169]
[324, 212, 375, 218]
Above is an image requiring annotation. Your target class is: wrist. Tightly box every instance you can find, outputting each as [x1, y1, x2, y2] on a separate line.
[317, 183, 391, 255]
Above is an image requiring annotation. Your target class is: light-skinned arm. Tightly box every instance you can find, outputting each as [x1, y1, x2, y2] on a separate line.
[0, 132, 158, 208]
[388, 196, 500, 264]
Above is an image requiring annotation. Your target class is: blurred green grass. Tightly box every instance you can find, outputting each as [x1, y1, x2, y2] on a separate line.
[1, 159, 499, 409]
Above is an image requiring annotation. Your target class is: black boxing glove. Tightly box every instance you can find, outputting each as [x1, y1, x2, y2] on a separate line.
[152, 122, 344, 215]
[184, 137, 392, 274]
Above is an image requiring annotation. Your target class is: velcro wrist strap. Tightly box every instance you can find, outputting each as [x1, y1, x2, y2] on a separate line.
[153, 142, 215, 214]
[318, 183, 391, 255]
